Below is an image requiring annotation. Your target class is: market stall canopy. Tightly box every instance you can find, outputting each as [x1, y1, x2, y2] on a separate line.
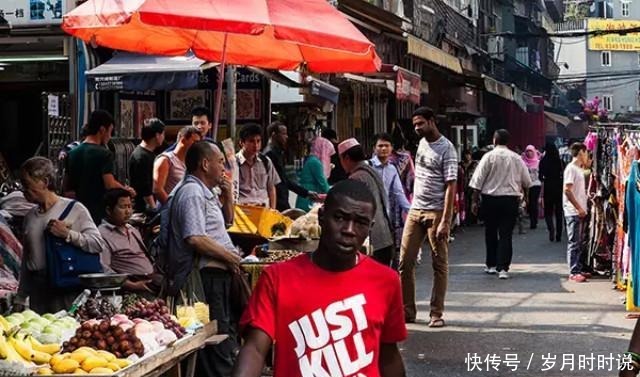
[545, 111, 571, 127]
[62, 0, 381, 73]
[85, 53, 216, 92]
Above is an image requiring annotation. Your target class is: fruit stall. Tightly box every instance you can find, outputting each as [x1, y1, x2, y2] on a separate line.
[239, 206, 321, 288]
[0, 294, 225, 376]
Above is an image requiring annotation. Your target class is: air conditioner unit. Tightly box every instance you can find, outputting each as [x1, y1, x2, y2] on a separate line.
[488, 36, 504, 61]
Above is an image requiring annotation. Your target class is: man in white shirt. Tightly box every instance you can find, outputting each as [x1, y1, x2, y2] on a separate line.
[563, 142, 590, 283]
[470, 129, 531, 280]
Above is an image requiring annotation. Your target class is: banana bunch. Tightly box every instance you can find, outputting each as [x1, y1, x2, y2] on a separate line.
[0, 330, 59, 366]
[0, 316, 11, 333]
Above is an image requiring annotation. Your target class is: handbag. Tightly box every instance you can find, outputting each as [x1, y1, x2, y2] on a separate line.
[45, 200, 102, 289]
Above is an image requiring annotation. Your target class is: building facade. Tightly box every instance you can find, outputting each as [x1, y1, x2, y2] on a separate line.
[556, 0, 640, 120]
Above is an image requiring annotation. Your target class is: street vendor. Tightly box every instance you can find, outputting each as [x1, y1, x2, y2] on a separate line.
[98, 188, 160, 294]
[233, 179, 407, 377]
[162, 141, 241, 376]
[236, 123, 281, 209]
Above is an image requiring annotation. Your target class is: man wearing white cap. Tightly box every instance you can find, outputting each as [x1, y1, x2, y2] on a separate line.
[337, 138, 395, 266]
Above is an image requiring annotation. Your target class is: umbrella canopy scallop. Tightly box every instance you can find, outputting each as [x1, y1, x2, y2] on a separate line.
[63, 0, 381, 73]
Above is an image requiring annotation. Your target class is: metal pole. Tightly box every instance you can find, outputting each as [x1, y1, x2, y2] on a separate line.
[226, 66, 237, 140]
[212, 33, 229, 141]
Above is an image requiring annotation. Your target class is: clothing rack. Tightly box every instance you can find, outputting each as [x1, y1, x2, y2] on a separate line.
[589, 123, 640, 131]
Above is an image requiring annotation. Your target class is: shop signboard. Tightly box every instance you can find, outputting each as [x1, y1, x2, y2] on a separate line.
[88, 75, 125, 92]
[1, 0, 64, 27]
[395, 69, 421, 105]
[588, 18, 640, 51]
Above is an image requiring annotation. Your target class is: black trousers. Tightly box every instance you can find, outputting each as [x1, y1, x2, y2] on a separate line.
[481, 195, 519, 272]
[197, 268, 239, 377]
[543, 188, 563, 240]
[528, 186, 542, 227]
[372, 246, 395, 267]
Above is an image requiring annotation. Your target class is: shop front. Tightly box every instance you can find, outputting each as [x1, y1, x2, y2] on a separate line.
[0, 0, 71, 172]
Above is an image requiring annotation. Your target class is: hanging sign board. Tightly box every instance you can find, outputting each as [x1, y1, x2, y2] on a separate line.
[47, 94, 59, 117]
[395, 69, 421, 105]
[588, 18, 640, 51]
[1, 0, 65, 27]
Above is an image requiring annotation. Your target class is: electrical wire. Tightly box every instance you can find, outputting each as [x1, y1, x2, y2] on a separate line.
[557, 68, 640, 80]
[483, 26, 640, 39]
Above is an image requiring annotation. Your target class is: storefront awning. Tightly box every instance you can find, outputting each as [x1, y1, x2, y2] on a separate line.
[407, 35, 463, 75]
[483, 74, 513, 101]
[85, 53, 216, 92]
[269, 72, 339, 104]
[308, 77, 340, 104]
[342, 64, 424, 104]
[545, 111, 571, 126]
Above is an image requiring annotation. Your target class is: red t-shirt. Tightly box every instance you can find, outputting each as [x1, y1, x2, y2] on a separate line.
[240, 254, 407, 377]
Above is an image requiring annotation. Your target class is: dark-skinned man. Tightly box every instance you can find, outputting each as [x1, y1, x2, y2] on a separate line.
[232, 179, 407, 377]
[399, 107, 458, 327]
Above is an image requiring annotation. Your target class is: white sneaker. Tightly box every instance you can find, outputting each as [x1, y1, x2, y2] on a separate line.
[484, 266, 497, 275]
[498, 270, 509, 279]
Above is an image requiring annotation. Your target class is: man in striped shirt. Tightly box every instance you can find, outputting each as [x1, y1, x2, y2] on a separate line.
[399, 107, 458, 327]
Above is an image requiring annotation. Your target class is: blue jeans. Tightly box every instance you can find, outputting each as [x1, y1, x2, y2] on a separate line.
[565, 216, 586, 275]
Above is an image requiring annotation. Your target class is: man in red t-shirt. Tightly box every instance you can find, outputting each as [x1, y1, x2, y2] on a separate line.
[233, 179, 407, 377]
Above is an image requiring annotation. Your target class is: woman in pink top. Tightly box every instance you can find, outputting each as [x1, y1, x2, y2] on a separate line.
[153, 126, 201, 205]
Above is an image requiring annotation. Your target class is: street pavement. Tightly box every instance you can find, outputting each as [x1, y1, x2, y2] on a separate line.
[400, 224, 635, 377]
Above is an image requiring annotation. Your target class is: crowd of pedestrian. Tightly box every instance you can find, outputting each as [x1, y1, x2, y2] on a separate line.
[6, 101, 605, 377]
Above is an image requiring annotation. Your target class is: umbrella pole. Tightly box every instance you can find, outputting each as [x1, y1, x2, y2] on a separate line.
[212, 33, 229, 141]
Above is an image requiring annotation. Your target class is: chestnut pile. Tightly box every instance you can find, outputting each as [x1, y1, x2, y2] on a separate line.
[76, 297, 116, 321]
[62, 320, 145, 358]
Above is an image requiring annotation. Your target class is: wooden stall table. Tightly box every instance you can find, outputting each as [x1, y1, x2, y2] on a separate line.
[55, 322, 226, 377]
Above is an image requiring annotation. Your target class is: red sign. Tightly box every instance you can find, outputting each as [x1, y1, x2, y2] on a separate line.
[395, 69, 421, 104]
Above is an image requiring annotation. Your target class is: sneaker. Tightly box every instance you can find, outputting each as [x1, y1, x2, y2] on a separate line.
[580, 272, 593, 279]
[484, 266, 497, 275]
[498, 270, 509, 279]
[568, 274, 587, 282]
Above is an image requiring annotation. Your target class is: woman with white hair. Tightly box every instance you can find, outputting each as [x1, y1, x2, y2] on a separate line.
[13, 157, 104, 313]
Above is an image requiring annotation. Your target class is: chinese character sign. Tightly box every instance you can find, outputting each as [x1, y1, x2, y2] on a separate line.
[0, 0, 64, 27]
[588, 18, 640, 51]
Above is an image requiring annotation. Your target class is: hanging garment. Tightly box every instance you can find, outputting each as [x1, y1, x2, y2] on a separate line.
[625, 161, 640, 307]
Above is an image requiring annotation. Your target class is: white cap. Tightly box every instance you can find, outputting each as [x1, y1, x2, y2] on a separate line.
[337, 138, 360, 155]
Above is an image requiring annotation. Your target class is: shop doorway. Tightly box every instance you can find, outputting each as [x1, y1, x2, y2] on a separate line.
[0, 87, 47, 173]
[451, 125, 479, 157]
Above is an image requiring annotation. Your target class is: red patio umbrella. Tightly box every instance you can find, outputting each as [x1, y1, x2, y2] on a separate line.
[63, 0, 381, 136]
[62, 0, 380, 72]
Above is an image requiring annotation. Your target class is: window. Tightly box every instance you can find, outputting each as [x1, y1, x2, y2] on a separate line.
[603, 95, 613, 111]
[622, 1, 630, 17]
[601, 51, 612, 66]
[596, 0, 613, 18]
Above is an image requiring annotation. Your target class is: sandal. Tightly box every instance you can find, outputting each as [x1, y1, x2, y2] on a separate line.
[428, 318, 445, 328]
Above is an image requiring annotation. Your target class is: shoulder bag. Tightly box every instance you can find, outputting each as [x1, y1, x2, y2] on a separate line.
[45, 201, 103, 289]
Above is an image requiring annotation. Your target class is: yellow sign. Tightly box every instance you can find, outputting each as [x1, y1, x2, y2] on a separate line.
[588, 18, 640, 51]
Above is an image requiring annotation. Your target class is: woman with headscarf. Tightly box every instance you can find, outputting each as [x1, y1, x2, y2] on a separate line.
[539, 143, 565, 242]
[522, 145, 542, 229]
[295, 137, 335, 212]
